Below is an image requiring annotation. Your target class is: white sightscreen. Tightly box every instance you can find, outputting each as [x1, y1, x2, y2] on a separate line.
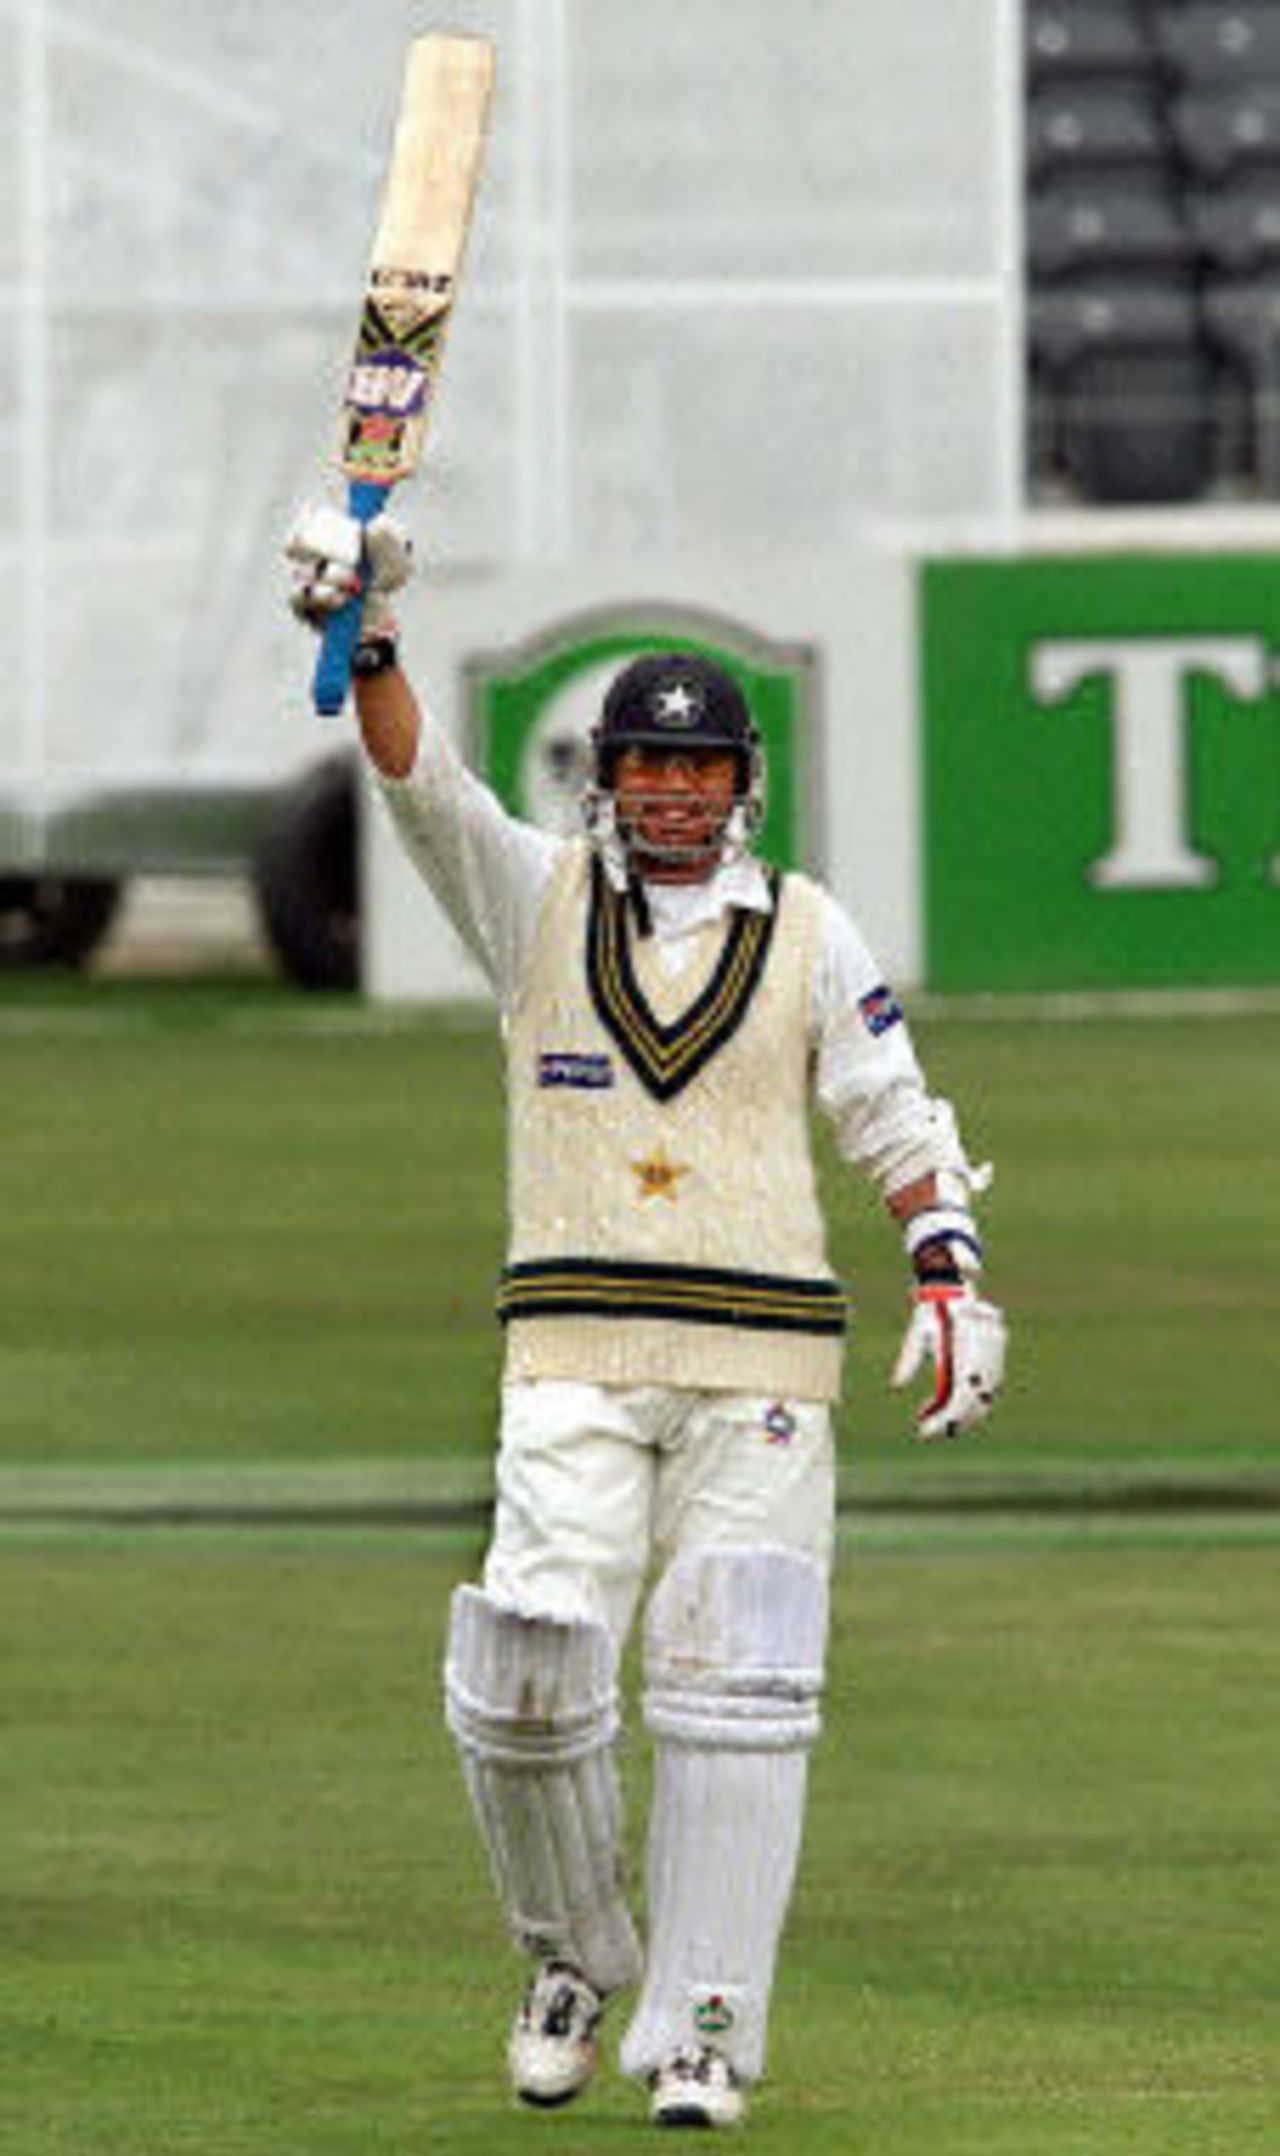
[571, 2, 1002, 280]
[2, 0, 1018, 867]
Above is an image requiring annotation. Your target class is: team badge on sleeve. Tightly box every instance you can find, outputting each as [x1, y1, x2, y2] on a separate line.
[858, 983, 904, 1037]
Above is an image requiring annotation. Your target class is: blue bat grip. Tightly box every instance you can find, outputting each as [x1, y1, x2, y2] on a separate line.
[312, 479, 393, 716]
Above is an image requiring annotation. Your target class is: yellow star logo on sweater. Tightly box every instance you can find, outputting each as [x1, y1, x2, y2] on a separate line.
[630, 1143, 690, 1202]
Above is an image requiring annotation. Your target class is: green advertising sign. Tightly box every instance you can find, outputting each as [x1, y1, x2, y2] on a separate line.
[466, 605, 815, 871]
[922, 554, 1280, 990]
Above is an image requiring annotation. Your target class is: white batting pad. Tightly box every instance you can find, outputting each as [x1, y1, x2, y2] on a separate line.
[444, 1586, 642, 1996]
[642, 1539, 827, 1749]
[620, 1544, 828, 2083]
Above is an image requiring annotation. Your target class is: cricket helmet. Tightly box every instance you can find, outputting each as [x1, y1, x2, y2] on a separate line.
[585, 651, 765, 870]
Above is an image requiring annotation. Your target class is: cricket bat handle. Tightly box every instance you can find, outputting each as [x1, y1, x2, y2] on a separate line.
[312, 478, 393, 716]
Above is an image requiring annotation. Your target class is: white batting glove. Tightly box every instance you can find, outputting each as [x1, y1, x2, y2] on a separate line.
[284, 504, 414, 640]
[892, 1283, 1007, 1442]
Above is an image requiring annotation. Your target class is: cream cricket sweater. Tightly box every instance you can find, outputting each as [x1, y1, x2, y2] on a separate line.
[498, 841, 847, 1401]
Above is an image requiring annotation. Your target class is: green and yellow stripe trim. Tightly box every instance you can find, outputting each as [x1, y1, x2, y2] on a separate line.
[586, 857, 780, 1101]
[497, 1256, 849, 1336]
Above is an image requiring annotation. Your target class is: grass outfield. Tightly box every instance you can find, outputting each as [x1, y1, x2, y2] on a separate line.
[3, 982, 1276, 2148]
[0, 981, 1277, 1492]
[3, 1526, 1276, 2153]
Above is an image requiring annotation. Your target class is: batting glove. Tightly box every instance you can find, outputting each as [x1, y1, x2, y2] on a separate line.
[892, 1282, 1007, 1442]
[285, 504, 414, 640]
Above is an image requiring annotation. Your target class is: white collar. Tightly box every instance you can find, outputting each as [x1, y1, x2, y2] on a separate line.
[633, 854, 774, 939]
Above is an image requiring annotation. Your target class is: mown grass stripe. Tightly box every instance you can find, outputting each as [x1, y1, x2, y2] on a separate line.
[2, 1509, 1276, 1556]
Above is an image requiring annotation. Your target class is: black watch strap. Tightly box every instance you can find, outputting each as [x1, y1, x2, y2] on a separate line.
[351, 635, 400, 679]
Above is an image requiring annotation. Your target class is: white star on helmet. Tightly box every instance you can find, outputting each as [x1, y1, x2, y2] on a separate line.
[652, 683, 701, 726]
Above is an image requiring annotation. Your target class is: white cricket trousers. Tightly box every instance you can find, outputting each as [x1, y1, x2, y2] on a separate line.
[482, 1378, 836, 1648]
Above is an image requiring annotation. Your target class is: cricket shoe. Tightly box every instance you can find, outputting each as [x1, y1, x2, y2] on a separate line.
[650, 2045, 745, 2129]
[508, 1959, 604, 2108]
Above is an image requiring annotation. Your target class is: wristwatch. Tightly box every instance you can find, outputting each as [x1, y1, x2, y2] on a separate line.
[351, 635, 400, 679]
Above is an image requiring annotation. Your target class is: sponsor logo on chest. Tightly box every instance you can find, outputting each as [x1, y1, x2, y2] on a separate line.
[537, 1050, 616, 1090]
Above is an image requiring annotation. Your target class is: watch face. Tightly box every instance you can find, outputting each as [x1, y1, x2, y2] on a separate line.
[352, 637, 398, 678]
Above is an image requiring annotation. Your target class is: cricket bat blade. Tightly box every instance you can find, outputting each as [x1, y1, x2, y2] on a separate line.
[314, 33, 494, 716]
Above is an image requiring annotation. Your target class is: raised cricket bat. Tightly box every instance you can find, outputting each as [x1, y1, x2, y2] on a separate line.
[314, 31, 494, 715]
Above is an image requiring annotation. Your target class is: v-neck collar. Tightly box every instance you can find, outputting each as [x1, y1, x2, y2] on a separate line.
[585, 854, 781, 1101]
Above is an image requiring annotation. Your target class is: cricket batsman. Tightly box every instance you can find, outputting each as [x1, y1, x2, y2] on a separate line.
[287, 508, 1007, 2129]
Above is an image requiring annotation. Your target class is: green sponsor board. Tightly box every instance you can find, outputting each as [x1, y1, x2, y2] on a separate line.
[922, 554, 1280, 989]
[466, 605, 814, 870]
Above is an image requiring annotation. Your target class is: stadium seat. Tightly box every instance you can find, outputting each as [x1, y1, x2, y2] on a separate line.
[1027, 0, 1155, 89]
[1203, 272, 1280, 366]
[1028, 358, 1060, 483]
[1202, 273, 1280, 485]
[1153, 2, 1280, 88]
[1028, 82, 1171, 180]
[1029, 176, 1194, 280]
[1030, 277, 1202, 371]
[1057, 348, 1216, 502]
[1171, 83, 1280, 181]
[1030, 277, 1214, 502]
[1190, 178, 1280, 274]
